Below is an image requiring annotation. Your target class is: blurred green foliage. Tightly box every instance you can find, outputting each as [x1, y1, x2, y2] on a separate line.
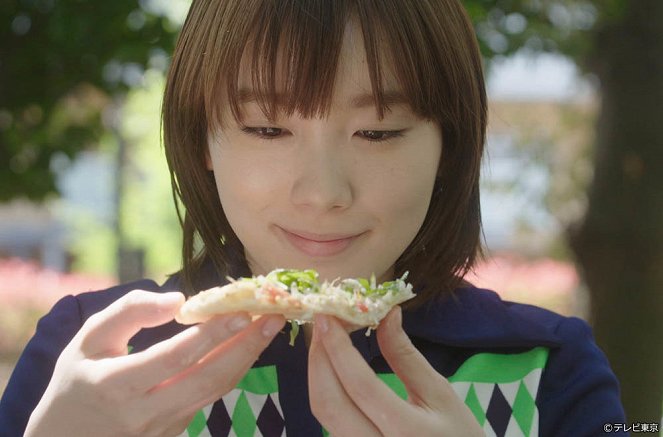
[50, 71, 182, 279]
[466, 0, 595, 61]
[1, 0, 179, 201]
[119, 71, 182, 278]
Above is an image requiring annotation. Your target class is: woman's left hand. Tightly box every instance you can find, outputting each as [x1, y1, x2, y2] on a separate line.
[308, 306, 484, 437]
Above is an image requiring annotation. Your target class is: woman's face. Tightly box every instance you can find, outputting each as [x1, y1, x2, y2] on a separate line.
[207, 20, 441, 283]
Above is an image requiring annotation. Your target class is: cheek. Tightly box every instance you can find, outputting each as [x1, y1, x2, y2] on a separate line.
[365, 152, 440, 228]
[211, 148, 286, 215]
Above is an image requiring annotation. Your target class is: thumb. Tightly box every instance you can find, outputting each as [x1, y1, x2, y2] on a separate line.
[78, 289, 184, 357]
[376, 306, 457, 408]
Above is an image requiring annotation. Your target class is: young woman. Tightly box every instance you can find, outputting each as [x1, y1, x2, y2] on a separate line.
[0, 0, 626, 435]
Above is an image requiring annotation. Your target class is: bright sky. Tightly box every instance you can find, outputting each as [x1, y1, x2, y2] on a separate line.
[481, 52, 595, 251]
[487, 52, 594, 101]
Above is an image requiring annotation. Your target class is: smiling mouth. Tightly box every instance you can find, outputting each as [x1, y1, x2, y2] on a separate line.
[278, 227, 365, 257]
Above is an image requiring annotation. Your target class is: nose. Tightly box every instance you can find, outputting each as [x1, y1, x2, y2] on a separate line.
[289, 134, 354, 212]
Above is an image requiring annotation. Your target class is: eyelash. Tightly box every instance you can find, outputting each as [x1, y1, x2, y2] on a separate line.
[358, 129, 406, 142]
[240, 126, 406, 143]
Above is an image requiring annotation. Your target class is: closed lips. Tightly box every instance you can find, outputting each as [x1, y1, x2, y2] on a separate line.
[281, 228, 364, 242]
[279, 227, 365, 256]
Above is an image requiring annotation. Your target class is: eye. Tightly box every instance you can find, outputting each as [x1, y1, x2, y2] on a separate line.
[241, 126, 286, 139]
[356, 129, 405, 142]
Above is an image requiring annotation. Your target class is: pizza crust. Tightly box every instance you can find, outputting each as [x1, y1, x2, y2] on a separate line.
[175, 274, 414, 328]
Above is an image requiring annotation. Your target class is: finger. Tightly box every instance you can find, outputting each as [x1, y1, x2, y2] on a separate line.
[376, 306, 457, 409]
[107, 312, 252, 392]
[147, 314, 286, 413]
[308, 319, 381, 437]
[317, 314, 406, 434]
[79, 290, 185, 357]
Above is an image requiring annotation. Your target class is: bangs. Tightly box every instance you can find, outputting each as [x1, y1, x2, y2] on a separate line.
[199, 0, 457, 127]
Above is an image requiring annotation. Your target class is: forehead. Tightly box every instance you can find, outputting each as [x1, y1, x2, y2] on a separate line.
[234, 17, 402, 116]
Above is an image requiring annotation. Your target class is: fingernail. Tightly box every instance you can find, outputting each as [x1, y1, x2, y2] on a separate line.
[160, 292, 184, 307]
[262, 317, 284, 337]
[228, 315, 250, 333]
[155, 293, 183, 316]
[316, 314, 329, 333]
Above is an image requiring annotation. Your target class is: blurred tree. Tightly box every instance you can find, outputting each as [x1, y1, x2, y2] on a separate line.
[568, 1, 663, 425]
[0, 0, 178, 201]
[466, 0, 663, 423]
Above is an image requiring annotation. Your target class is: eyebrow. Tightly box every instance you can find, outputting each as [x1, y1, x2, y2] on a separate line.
[237, 88, 409, 109]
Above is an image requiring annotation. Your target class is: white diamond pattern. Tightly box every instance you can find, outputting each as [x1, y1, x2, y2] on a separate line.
[473, 382, 494, 412]
[499, 381, 521, 406]
[451, 381, 472, 401]
[244, 391, 269, 418]
[504, 416, 523, 437]
[522, 368, 543, 398]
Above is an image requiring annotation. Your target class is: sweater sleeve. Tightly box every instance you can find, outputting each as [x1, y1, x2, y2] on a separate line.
[0, 295, 83, 437]
[537, 316, 626, 436]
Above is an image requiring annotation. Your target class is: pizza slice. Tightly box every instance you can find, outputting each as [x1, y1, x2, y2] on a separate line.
[175, 269, 414, 337]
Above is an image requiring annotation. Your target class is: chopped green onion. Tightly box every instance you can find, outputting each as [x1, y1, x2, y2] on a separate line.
[271, 269, 319, 292]
[289, 320, 300, 346]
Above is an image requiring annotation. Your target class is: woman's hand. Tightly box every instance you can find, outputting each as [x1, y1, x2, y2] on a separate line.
[308, 307, 484, 437]
[25, 289, 285, 437]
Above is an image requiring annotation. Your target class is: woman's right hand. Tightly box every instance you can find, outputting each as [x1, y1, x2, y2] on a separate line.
[24, 289, 285, 437]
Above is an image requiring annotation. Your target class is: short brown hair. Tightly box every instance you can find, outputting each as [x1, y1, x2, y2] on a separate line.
[162, 0, 486, 305]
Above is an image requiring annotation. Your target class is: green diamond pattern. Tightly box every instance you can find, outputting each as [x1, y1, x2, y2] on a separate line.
[512, 380, 536, 435]
[186, 409, 207, 437]
[464, 383, 487, 426]
[175, 351, 547, 437]
[176, 366, 281, 437]
[232, 391, 257, 437]
[447, 347, 548, 436]
[371, 348, 547, 436]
